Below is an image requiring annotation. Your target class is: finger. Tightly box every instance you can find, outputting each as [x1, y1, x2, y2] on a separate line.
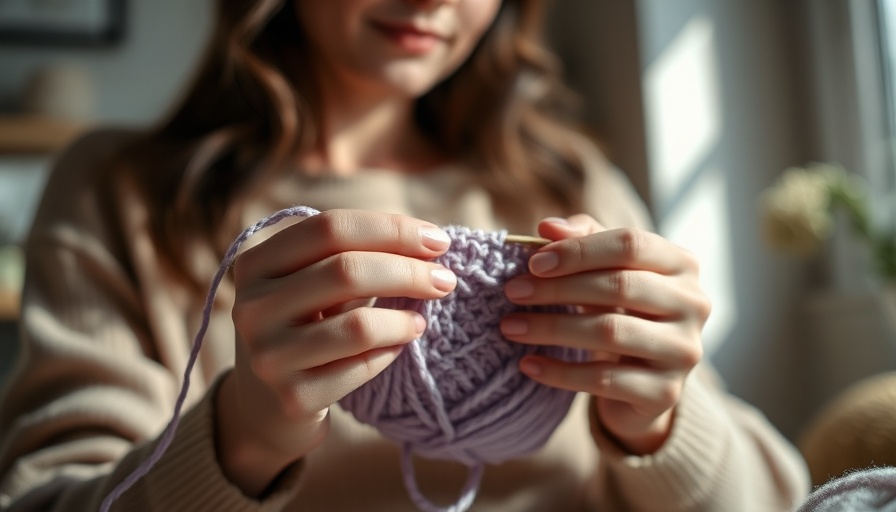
[519, 357, 682, 416]
[286, 344, 407, 416]
[234, 252, 456, 328]
[527, 228, 699, 278]
[536, 214, 605, 242]
[505, 270, 704, 319]
[235, 209, 451, 283]
[250, 308, 426, 373]
[500, 312, 703, 369]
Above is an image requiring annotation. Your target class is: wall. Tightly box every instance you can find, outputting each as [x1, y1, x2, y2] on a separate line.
[0, 0, 213, 386]
[0, 0, 212, 124]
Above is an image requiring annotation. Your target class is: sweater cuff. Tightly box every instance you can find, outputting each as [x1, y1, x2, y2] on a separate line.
[588, 371, 738, 510]
[111, 373, 302, 511]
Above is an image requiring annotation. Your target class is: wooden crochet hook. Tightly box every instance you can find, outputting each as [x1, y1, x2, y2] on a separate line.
[504, 234, 551, 246]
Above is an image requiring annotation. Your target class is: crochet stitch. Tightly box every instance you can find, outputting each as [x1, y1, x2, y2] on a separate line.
[100, 205, 586, 512]
[342, 225, 587, 511]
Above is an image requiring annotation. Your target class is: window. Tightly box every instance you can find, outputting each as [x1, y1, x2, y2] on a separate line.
[877, 0, 896, 196]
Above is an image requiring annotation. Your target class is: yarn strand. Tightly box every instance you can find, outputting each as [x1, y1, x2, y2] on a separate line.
[401, 446, 483, 512]
[100, 205, 320, 512]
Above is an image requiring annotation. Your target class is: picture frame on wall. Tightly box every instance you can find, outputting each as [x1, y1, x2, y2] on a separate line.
[0, 0, 126, 46]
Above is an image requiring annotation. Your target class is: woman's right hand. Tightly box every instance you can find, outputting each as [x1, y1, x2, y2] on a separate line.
[215, 209, 456, 496]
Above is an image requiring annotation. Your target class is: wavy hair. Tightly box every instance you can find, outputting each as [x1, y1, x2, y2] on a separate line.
[118, 0, 589, 285]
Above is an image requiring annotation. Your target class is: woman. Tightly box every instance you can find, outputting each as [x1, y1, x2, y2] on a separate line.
[0, 0, 809, 510]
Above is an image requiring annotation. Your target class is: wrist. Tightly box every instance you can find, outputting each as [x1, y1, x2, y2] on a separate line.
[602, 406, 676, 456]
[214, 371, 306, 497]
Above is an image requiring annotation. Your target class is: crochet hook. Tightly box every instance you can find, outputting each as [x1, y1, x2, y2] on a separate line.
[504, 234, 551, 246]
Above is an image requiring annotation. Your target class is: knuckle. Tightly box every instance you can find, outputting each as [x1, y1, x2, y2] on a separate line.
[655, 380, 681, 408]
[606, 271, 631, 301]
[232, 299, 263, 342]
[679, 341, 704, 368]
[330, 252, 365, 286]
[360, 351, 380, 382]
[695, 295, 713, 321]
[315, 209, 352, 245]
[406, 260, 428, 290]
[386, 213, 407, 243]
[569, 237, 588, 266]
[231, 255, 253, 288]
[615, 228, 644, 263]
[344, 309, 377, 351]
[595, 315, 623, 344]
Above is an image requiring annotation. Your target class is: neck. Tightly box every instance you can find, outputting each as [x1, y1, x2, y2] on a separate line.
[303, 75, 444, 176]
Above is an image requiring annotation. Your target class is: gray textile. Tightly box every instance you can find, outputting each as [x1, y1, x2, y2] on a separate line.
[796, 467, 896, 512]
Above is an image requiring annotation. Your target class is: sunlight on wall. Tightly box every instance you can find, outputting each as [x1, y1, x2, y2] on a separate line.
[643, 15, 735, 353]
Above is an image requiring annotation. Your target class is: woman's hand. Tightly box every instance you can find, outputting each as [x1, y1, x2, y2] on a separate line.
[499, 215, 711, 455]
[216, 209, 456, 496]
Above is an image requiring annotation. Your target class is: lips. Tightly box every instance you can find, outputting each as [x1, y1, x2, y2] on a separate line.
[371, 20, 445, 54]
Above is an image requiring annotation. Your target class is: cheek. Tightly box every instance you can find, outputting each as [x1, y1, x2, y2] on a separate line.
[458, 0, 503, 39]
[449, 1, 502, 60]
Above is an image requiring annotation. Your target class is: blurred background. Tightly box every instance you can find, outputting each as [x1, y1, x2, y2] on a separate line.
[1, 0, 896, 480]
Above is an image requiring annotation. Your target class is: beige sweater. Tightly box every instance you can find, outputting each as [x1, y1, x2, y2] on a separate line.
[0, 129, 809, 511]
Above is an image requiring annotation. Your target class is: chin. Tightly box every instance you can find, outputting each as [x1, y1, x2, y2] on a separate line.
[378, 64, 453, 98]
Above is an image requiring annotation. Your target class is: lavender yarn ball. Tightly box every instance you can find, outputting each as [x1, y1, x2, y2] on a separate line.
[338, 225, 588, 511]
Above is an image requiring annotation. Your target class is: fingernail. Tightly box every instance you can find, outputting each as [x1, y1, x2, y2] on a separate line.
[431, 268, 457, 291]
[505, 279, 534, 299]
[420, 226, 451, 251]
[501, 318, 529, 336]
[413, 313, 427, 334]
[529, 252, 559, 274]
[520, 358, 543, 376]
[543, 217, 568, 225]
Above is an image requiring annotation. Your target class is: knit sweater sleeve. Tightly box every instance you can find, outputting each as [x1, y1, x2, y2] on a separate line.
[575, 138, 811, 510]
[0, 130, 302, 511]
[587, 366, 810, 511]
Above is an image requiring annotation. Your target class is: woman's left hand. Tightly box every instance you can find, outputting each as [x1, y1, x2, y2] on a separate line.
[500, 214, 711, 455]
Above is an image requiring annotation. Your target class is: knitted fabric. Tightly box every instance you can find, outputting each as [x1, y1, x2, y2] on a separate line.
[340, 225, 587, 511]
[101, 206, 586, 512]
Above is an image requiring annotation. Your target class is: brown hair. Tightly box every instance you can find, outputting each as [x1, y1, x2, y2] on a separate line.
[118, 0, 589, 285]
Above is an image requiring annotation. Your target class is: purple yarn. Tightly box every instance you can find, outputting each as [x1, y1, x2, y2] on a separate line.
[100, 206, 586, 512]
[340, 226, 587, 512]
[100, 205, 320, 512]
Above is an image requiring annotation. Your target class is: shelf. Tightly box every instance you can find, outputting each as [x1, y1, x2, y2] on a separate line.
[0, 290, 19, 322]
[0, 115, 88, 155]
[0, 246, 23, 321]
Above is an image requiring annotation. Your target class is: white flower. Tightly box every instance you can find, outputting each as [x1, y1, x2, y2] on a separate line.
[758, 164, 846, 255]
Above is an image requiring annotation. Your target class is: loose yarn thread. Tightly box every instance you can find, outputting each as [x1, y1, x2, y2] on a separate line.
[100, 205, 586, 512]
[99, 205, 319, 512]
